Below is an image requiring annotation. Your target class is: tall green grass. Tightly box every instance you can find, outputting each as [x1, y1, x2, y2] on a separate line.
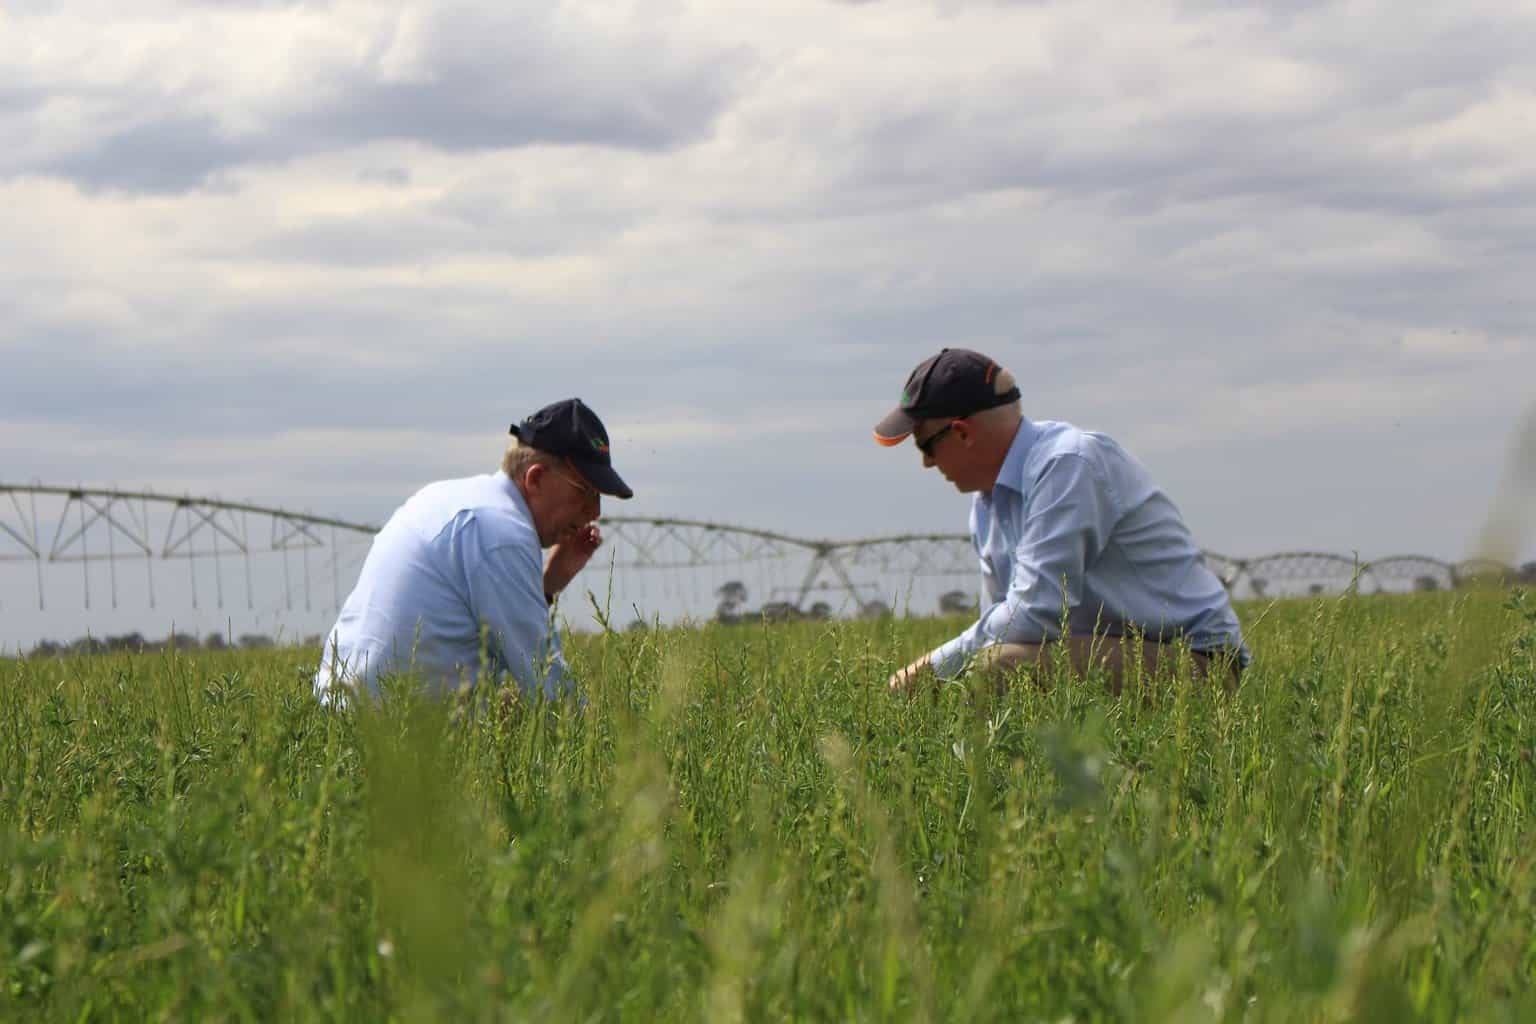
[3, 590, 1533, 1020]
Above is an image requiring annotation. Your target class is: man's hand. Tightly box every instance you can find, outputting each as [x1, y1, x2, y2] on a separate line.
[544, 524, 603, 599]
[887, 653, 935, 694]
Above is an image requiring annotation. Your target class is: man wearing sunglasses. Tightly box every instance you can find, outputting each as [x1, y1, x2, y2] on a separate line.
[874, 349, 1247, 693]
[314, 398, 633, 704]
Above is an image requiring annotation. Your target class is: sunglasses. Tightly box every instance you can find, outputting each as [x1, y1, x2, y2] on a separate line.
[915, 421, 957, 457]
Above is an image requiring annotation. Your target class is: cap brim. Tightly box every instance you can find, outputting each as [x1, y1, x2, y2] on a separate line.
[873, 407, 918, 447]
[569, 457, 634, 500]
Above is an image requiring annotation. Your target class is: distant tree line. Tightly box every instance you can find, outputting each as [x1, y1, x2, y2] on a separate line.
[19, 631, 324, 658]
[681, 582, 980, 628]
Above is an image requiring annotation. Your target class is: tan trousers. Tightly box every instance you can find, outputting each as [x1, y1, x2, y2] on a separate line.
[976, 636, 1241, 693]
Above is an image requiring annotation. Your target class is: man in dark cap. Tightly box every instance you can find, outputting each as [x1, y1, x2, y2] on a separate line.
[314, 398, 633, 703]
[874, 350, 1247, 692]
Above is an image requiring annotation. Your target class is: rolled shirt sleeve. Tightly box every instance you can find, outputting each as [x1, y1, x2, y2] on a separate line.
[463, 529, 570, 700]
[930, 454, 1117, 678]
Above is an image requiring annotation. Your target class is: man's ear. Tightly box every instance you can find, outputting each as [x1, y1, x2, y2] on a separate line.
[523, 461, 547, 495]
[955, 418, 973, 445]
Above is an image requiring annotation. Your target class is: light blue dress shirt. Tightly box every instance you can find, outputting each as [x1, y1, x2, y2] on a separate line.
[930, 418, 1249, 678]
[312, 471, 568, 701]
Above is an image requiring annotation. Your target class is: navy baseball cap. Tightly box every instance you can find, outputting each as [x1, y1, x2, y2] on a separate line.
[510, 398, 634, 499]
[873, 349, 1020, 446]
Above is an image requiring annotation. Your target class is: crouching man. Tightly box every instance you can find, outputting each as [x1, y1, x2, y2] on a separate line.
[873, 349, 1248, 693]
[314, 398, 633, 704]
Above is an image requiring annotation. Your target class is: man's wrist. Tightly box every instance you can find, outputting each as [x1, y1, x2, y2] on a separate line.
[929, 641, 963, 680]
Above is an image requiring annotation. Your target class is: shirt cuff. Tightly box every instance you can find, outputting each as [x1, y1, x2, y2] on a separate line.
[929, 636, 973, 679]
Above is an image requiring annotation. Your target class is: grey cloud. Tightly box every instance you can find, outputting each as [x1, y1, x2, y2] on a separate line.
[236, 178, 641, 265]
[39, 113, 274, 194]
[1146, 428, 1499, 558]
[858, 106, 1477, 220]
[1172, 0, 1344, 17]
[806, 13, 1536, 221]
[4, 306, 788, 442]
[295, 58, 727, 156]
[3, 329, 502, 440]
[235, 212, 492, 267]
[1311, 20, 1536, 103]
[4, 285, 964, 453]
[356, 166, 410, 186]
[0, 85, 45, 114]
[12, 4, 748, 193]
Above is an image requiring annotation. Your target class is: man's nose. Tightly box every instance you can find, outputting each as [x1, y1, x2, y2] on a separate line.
[922, 450, 936, 469]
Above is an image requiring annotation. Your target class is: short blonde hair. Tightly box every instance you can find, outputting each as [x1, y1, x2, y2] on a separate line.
[919, 367, 1020, 437]
[970, 368, 1022, 428]
[501, 438, 558, 479]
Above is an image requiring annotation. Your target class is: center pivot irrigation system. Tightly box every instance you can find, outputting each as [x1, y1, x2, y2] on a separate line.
[0, 483, 1523, 641]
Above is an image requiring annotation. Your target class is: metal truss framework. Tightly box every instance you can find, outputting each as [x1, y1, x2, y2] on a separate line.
[1, 484, 369, 613]
[1214, 551, 1522, 597]
[0, 483, 1524, 617]
[594, 519, 983, 609]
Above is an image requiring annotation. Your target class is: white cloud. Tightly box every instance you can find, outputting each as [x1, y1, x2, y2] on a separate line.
[1397, 328, 1521, 363]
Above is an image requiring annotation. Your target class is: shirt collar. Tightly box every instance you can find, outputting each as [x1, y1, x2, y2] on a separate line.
[991, 417, 1037, 498]
[495, 470, 531, 515]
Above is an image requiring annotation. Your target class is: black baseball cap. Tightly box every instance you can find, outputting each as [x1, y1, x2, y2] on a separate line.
[873, 349, 1020, 446]
[509, 398, 634, 499]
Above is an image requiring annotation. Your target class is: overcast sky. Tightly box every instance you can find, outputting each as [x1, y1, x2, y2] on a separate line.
[4, 0, 1535, 597]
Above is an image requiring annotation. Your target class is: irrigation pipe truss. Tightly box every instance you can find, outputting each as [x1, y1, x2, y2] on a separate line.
[0, 483, 1524, 615]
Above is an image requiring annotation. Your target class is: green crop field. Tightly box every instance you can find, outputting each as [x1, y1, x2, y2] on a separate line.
[4, 589, 1534, 1021]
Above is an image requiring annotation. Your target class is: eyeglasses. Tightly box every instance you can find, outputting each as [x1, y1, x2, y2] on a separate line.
[915, 421, 956, 457]
[553, 462, 600, 505]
